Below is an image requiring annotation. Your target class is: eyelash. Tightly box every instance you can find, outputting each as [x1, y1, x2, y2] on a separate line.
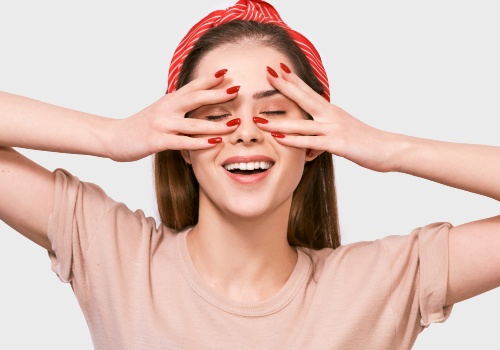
[205, 114, 231, 121]
[261, 110, 286, 115]
[204, 111, 286, 121]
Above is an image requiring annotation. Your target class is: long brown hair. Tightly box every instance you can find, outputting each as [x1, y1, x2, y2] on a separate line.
[154, 20, 340, 250]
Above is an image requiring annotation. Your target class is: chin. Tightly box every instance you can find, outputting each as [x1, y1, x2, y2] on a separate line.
[224, 207, 270, 220]
[217, 195, 289, 221]
[199, 186, 294, 222]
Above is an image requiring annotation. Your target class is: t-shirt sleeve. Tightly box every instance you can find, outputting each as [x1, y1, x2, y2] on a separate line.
[47, 168, 118, 283]
[380, 222, 454, 328]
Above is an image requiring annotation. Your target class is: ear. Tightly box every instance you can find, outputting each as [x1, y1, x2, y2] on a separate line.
[305, 149, 324, 162]
[180, 149, 192, 164]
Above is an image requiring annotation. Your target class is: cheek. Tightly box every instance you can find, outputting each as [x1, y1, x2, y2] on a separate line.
[188, 148, 219, 182]
[282, 148, 308, 183]
[281, 142, 308, 162]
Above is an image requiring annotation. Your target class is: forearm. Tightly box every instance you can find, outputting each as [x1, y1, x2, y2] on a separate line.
[0, 91, 114, 157]
[391, 133, 500, 201]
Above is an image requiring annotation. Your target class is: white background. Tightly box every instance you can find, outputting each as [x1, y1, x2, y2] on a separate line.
[1, 0, 499, 348]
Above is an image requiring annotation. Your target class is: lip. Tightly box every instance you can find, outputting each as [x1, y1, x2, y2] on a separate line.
[222, 155, 275, 165]
[221, 155, 275, 185]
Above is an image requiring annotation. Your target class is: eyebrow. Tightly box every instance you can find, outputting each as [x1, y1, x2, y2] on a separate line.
[187, 89, 284, 118]
[252, 89, 281, 99]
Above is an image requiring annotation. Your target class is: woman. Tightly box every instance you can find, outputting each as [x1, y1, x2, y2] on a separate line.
[0, 0, 500, 350]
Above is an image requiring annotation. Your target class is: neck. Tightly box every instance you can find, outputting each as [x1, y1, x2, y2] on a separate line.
[187, 193, 298, 302]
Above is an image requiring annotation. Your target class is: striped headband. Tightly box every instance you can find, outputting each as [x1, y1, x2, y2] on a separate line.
[167, 0, 330, 101]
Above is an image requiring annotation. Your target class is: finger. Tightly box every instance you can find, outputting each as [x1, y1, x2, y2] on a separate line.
[174, 69, 229, 97]
[267, 67, 327, 117]
[286, 77, 328, 110]
[163, 117, 240, 135]
[267, 66, 325, 113]
[159, 134, 223, 151]
[175, 85, 240, 114]
[279, 64, 326, 104]
[255, 118, 326, 136]
[270, 134, 333, 153]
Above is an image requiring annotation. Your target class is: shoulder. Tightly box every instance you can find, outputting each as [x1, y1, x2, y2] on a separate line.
[305, 239, 383, 265]
[52, 167, 179, 252]
[303, 221, 452, 280]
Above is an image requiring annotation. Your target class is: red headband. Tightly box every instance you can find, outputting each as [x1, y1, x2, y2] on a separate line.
[167, 0, 330, 101]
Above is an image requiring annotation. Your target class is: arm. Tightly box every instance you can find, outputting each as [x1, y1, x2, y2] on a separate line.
[0, 91, 112, 251]
[382, 133, 500, 305]
[0, 146, 54, 250]
[393, 134, 500, 202]
[0, 74, 239, 250]
[389, 133, 500, 305]
[259, 66, 500, 306]
[0, 92, 112, 156]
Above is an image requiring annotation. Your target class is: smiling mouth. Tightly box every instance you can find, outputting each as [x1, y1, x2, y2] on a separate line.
[223, 161, 274, 175]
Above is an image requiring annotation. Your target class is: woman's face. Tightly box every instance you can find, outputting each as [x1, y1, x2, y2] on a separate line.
[182, 42, 315, 219]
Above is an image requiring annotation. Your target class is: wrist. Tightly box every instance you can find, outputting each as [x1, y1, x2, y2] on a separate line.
[388, 132, 433, 174]
[384, 132, 414, 173]
[98, 117, 119, 160]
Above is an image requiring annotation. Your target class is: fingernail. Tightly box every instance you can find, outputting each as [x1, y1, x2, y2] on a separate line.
[208, 137, 222, 144]
[214, 69, 228, 78]
[226, 118, 241, 127]
[253, 116, 269, 124]
[271, 132, 285, 138]
[266, 66, 278, 78]
[226, 85, 240, 94]
[280, 63, 291, 74]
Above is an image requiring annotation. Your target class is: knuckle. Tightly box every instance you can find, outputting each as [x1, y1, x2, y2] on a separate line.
[170, 136, 192, 150]
[175, 138, 189, 149]
[151, 116, 166, 130]
[188, 91, 205, 105]
[186, 119, 200, 130]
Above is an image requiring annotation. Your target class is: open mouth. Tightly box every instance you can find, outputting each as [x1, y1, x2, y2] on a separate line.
[223, 161, 274, 175]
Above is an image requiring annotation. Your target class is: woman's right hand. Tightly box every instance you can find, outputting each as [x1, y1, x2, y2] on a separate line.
[107, 70, 240, 162]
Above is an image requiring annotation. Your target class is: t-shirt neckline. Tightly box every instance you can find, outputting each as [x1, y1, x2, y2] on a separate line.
[176, 227, 311, 317]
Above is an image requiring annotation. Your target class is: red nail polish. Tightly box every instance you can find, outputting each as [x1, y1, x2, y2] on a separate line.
[271, 132, 285, 138]
[226, 118, 241, 127]
[208, 137, 222, 144]
[214, 69, 228, 78]
[226, 86, 240, 94]
[266, 66, 278, 78]
[253, 116, 269, 124]
[280, 63, 291, 74]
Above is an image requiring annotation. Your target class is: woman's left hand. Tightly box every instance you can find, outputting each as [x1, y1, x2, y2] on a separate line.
[257, 65, 400, 173]
[259, 69, 500, 312]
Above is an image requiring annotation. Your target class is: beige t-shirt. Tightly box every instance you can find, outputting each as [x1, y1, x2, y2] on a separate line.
[47, 169, 453, 349]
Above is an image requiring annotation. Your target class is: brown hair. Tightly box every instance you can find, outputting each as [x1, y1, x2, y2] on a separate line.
[154, 20, 340, 250]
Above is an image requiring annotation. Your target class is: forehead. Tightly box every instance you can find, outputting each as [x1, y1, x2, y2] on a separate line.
[194, 43, 291, 83]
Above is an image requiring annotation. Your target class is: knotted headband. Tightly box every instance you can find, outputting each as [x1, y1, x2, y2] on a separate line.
[167, 0, 330, 101]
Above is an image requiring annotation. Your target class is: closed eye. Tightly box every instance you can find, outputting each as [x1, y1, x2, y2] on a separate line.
[261, 110, 286, 116]
[205, 114, 231, 121]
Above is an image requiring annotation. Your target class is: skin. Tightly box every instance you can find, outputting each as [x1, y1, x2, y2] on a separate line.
[181, 43, 317, 301]
[1, 41, 500, 306]
[253, 49, 500, 306]
[0, 66, 238, 250]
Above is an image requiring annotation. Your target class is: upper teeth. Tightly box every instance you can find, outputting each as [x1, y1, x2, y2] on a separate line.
[224, 161, 273, 171]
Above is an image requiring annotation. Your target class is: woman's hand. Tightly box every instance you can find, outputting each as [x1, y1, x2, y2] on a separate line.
[108, 71, 240, 162]
[257, 65, 399, 173]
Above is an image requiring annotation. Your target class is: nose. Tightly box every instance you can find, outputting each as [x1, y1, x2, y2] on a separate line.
[228, 115, 264, 145]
